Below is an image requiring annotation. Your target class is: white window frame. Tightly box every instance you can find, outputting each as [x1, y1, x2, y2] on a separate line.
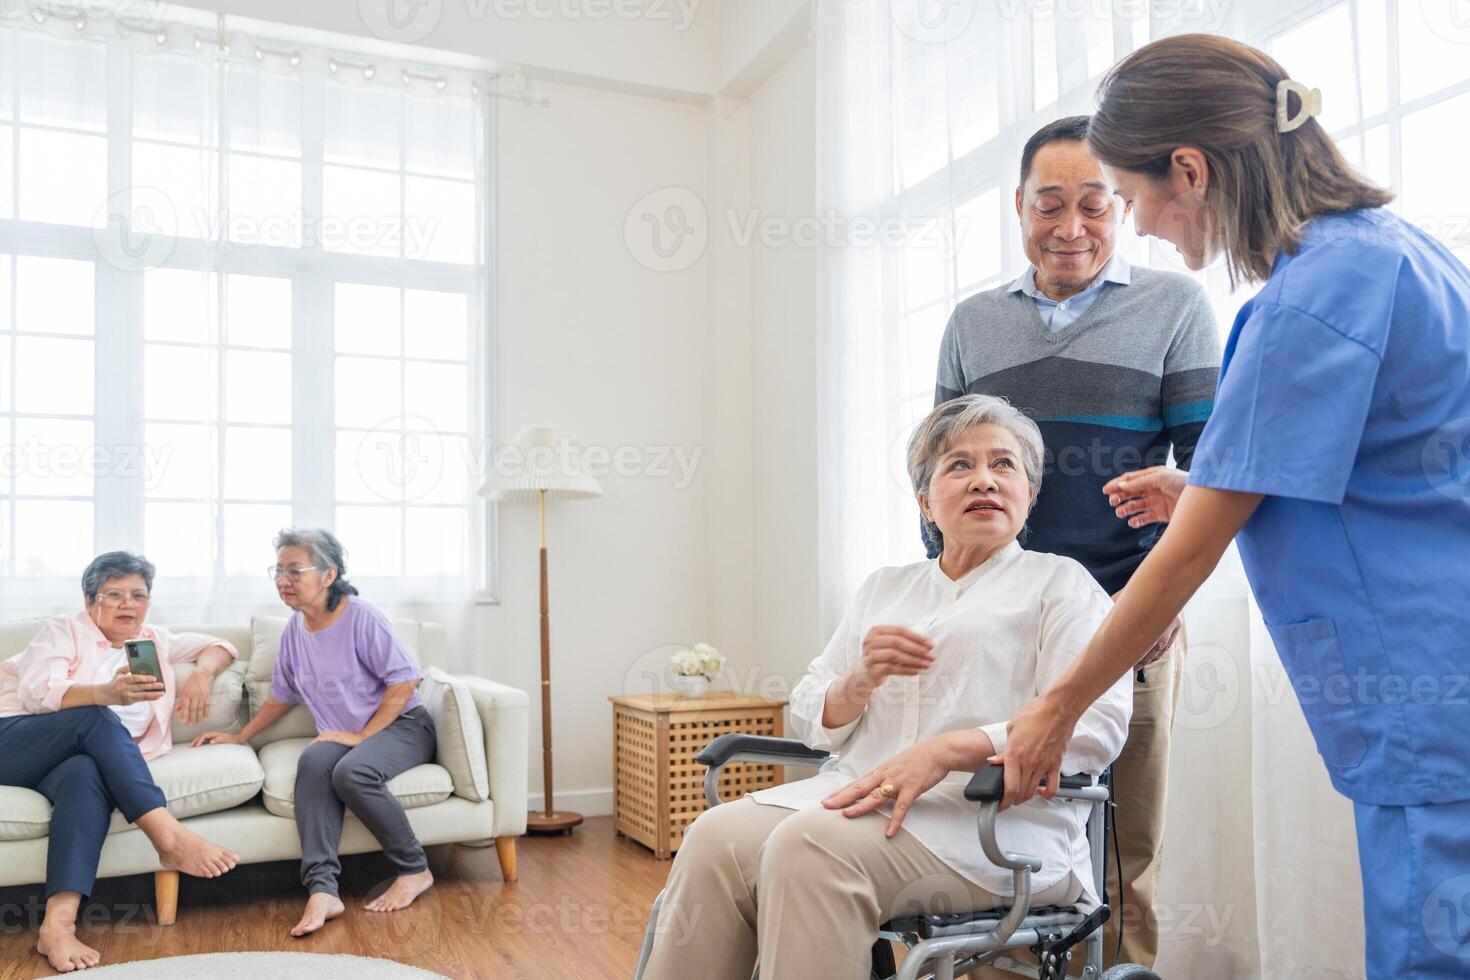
[0, 13, 499, 611]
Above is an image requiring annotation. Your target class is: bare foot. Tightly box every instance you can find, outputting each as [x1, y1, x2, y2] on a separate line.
[290, 892, 345, 938]
[156, 826, 239, 878]
[364, 869, 434, 912]
[37, 926, 102, 973]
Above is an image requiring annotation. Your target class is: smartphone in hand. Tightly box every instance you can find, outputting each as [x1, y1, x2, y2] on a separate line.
[124, 639, 164, 689]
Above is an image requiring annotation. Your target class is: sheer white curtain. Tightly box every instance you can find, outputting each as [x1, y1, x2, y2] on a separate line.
[817, 0, 1470, 975]
[0, 2, 494, 626]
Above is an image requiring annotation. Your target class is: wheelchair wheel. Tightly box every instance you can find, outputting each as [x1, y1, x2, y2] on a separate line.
[1100, 965, 1162, 980]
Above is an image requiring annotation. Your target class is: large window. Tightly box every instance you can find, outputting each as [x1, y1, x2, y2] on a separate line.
[865, 0, 1470, 568]
[871, 1, 1174, 566]
[0, 11, 493, 611]
[1265, 0, 1470, 270]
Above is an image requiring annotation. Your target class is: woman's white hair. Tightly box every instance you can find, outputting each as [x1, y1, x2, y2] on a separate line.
[907, 394, 1046, 505]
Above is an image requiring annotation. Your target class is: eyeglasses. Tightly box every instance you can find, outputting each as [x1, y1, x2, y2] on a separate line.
[268, 565, 321, 583]
[98, 589, 151, 606]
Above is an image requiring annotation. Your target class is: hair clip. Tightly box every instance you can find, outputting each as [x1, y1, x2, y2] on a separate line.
[1276, 79, 1322, 133]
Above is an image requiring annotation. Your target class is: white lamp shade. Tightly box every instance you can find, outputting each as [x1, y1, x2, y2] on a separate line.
[478, 425, 604, 502]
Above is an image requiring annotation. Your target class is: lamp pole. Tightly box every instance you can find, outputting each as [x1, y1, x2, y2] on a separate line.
[529, 486, 582, 834]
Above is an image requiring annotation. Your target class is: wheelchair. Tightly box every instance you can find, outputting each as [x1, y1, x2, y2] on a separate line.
[633, 734, 1163, 980]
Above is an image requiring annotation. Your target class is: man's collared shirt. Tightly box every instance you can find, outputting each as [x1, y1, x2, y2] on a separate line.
[1008, 252, 1132, 332]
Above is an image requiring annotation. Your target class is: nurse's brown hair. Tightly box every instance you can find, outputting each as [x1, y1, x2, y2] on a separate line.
[1087, 34, 1393, 286]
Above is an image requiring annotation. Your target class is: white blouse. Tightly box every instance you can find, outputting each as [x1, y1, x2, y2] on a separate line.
[748, 541, 1132, 904]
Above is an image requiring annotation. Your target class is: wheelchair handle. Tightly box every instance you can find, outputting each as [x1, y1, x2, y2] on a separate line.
[965, 763, 1098, 803]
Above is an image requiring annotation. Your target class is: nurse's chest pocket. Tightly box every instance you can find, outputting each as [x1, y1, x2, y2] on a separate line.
[1264, 616, 1368, 770]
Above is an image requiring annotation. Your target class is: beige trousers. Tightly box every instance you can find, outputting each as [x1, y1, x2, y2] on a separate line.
[974, 627, 1188, 977]
[641, 795, 1082, 980]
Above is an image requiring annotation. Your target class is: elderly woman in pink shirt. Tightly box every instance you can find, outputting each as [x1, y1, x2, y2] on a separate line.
[0, 551, 242, 974]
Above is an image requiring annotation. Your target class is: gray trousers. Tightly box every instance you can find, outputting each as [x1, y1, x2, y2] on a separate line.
[294, 705, 437, 896]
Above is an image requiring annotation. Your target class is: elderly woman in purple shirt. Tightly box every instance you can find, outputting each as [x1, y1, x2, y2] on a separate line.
[194, 527, 436, 938]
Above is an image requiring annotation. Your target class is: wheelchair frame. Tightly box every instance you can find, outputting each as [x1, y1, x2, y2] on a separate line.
[633, 733, 1161, 980]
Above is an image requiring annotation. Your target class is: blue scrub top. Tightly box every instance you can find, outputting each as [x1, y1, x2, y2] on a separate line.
[1190, 207, 1470, 806]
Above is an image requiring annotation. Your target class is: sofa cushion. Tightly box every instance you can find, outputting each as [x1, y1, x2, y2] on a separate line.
[0, 742, 264, 842]
[257, 737, 453, 819]
[244, 614, 424, 747]
[0, 617, 53, 660]
[420, 667, 489, 802]
[163, 624, 252, 666]
[163, 623, 253, 746]
[108, 742, 265, 833]
[168, 659, 250, 746]
[0, 786, 52, 841]
[244, 616, 317, 745]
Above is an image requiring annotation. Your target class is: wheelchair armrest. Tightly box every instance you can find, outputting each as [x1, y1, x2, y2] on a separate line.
[695, 734, 830, 808]
[696, 733, 831, 768]
[965, 763, 1108, 804]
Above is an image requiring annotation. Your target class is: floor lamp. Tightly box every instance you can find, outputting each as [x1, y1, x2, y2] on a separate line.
[480, 426, 602, 835]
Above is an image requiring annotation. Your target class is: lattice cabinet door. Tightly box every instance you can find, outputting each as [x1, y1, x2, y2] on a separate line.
[609, 692, 789, 859]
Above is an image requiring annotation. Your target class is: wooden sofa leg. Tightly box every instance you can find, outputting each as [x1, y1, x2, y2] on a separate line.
[154, 870, 179, 926]
[495, 836, 518, 881]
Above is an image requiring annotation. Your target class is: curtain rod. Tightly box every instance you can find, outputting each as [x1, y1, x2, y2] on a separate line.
[18, 0, 549, 107]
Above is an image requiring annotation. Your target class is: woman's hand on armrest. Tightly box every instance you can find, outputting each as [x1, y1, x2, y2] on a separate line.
[821, 729, 994, 838]
[823, 626, 935, 730]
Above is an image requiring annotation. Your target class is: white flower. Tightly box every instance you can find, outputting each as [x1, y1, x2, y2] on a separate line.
[669, 642, 724, 680]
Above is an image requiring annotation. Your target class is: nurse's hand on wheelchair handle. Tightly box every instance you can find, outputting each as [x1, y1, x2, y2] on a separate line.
[1103, 465, 1187, 528]
[821, 730, 992, 838]
[989, 692, 1074, 812]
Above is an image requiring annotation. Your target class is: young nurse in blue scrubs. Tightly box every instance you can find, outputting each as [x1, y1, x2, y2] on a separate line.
[873, 34, 1470, 980]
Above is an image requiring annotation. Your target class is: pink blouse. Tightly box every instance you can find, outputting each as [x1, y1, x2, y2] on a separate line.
[0, 612, 239, 760]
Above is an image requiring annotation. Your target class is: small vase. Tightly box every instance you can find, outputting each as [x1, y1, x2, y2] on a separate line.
[672, 674, 709, 698]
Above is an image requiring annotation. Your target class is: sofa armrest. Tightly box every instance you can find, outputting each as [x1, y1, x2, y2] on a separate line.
[452, 674, 529, 837]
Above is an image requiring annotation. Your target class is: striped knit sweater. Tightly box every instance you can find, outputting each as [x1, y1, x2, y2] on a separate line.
[928, 265, 1221, 594]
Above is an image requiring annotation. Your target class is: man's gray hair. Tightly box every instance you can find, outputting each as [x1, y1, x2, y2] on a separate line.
[82, 551, 156, 602]
[907, 394, 1046, 501]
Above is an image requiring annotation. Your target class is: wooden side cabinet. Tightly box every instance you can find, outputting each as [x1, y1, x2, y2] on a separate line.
[609, 691, 788, 859]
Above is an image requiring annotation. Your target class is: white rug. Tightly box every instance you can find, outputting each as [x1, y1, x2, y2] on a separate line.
[33, 951, 449, 979]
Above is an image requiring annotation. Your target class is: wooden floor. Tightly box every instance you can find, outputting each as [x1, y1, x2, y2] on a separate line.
[0, 817, 674, 980]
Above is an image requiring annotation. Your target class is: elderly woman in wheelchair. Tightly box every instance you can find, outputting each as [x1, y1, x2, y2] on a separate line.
[636, 394, 1144, 980]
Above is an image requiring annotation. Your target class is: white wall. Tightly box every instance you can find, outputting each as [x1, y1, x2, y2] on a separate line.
[717, 0, 810, 93]
[701, 8, 822, 733]
[199, 0, 720, 97]
[487, 78, 716, 814]
[744, 43, 822, 699]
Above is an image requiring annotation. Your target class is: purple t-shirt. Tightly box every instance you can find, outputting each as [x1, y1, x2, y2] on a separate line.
[269, 598, 423, 733]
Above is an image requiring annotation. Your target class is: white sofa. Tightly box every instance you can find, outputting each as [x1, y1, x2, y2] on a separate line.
[0, 615, 529, 924]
